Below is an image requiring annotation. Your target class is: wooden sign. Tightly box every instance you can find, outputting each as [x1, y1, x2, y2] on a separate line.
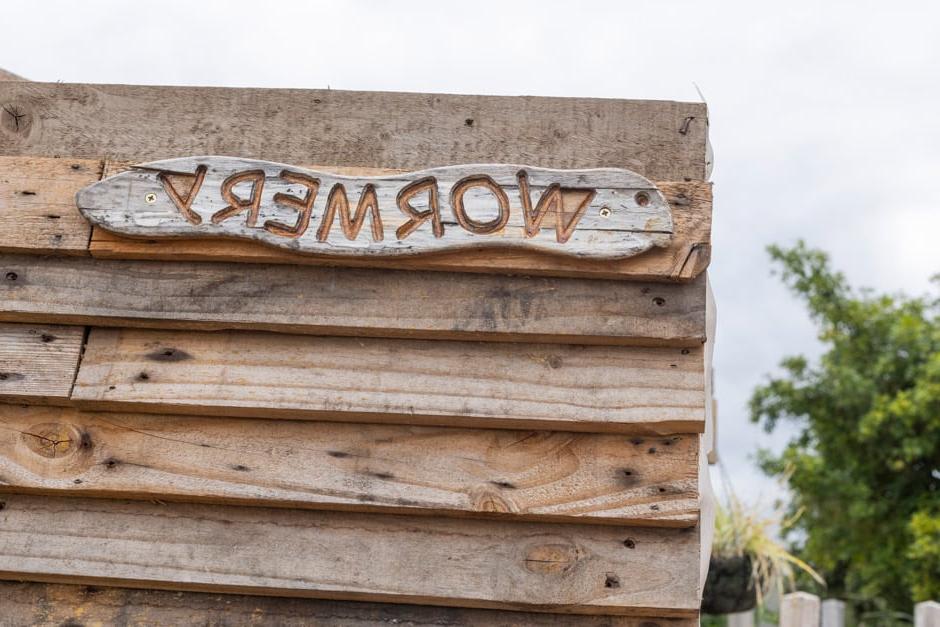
[76, 157, 673, 259]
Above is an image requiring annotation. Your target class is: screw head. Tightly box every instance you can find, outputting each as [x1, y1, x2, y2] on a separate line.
[598, 206, 611, 218]
[144, 192, 157, 204]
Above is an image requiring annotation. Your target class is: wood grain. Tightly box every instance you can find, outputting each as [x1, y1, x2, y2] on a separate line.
[0, 323, 84, 405]
[79, 158, 674, 260]
[0, 157, 100, 255]
[71, 328, 707, 434]
[0, 580, 698, 626]
[0, 494, 701, 616]
[0, 254, 708, 346]
[0, 405, 699, 527]
[0, 82, 709, 182]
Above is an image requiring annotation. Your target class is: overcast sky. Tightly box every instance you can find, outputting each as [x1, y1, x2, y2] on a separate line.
[3, 0, 938, 509]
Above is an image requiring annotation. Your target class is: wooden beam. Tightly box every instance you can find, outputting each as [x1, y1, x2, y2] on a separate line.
[0, 156, 710, 282]
[71, 328, 707, 434]
[0, 405, 699, 527]
[0, 254, 708, 346]
[0, 323, 84, 405]
[0, 494, 701, 616]
[0, 83, 709, 182]
[0, 580, 699, 626]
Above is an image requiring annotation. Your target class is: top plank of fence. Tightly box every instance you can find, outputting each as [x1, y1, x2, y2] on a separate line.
[0, 83, 709, 182]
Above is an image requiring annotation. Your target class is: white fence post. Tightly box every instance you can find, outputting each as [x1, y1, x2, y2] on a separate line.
[915, 601, 940, 627]
[821, 599, 846, 627]
[781, 592, 820, 627]
[726, 610, 755, 627]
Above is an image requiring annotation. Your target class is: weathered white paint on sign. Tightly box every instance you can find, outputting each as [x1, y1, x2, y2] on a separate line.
[76, 157, 673, 259]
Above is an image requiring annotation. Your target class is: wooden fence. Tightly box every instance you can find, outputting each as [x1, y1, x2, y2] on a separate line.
[727, 595, 940, 627]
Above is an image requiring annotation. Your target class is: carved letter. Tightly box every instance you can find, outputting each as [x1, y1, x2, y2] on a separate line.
[396, 177, 443, 240]
[517, 170, 596, 244]
[450, 175, 510, 235]
[264, 170, 319, 238]
[212, 170, 266, 226]
[317, 183, 384, 242]
[158, 165, 207, 225]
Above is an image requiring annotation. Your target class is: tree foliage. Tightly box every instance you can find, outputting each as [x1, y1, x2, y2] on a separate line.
[750, 242, 940, 611]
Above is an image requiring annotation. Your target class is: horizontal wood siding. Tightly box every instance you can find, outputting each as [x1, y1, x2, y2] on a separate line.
[0, 323, 84, 405]
[0, 494, 701, 616]
[0, 83, 708, 181]
[0, 81, 714, 619]
[0, 156, 710, 281]
[70, 328, 707, 434]
[0, 405, 699, 526]
[0, 157, 99, 255]
[0, 254, 708, 346]
[0, 580, 699, 626]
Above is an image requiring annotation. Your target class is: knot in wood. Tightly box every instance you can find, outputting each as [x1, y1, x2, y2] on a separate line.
[522, 542, 581, 576]
[1, 104, 32, 135]
[22, 423, 82, 459]
[471, 489, 516, 514]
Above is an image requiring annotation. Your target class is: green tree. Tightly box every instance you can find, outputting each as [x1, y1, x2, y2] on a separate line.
[749, 242, 940, 613]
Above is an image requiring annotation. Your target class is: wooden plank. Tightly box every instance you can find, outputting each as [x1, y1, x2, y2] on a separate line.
[0, 156, 100, 255]
[0, 405, 700, 527]
[0, 254, 708, 347]
[91, 179, 711, 281]
[0, 155, 710, 281]
[0, 494, 701, 616]
[0, 69, 25, 81]
[79, 158, 675, 261]
[71, 328, 707, 434]
[0, 580, 699, 626]
[0, 82, 709, 182]
[0, 323, 83, 405]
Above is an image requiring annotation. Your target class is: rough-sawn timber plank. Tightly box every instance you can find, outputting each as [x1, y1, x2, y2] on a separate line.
[0, 323, 84, 405]
[0, 580, 699, 626]
[70, 328, 707, 434]
[0, 83, 709, 182]
[0, 254, 708, 346]
[0, 494, 701, 616]
[0, 405, 699, 527]
[0, 156, 710, 281]
[92, 174, 712, 281]
[0, 157, 100, 255]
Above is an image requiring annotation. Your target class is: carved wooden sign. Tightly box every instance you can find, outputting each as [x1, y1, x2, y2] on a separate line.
[76, 157, 673, 259]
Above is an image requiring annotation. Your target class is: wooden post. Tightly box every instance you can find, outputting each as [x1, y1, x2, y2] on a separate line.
[915, 601, 940, 627]
[726, 610, 755, 627]
[781, 592, 820, 627]
[821, 599, 846, 627]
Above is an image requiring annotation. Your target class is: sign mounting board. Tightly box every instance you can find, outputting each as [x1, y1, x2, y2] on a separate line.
[77, 157, 673, 259]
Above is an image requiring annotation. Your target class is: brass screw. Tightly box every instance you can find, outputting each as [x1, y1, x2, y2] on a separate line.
[144, 192, 157, 204]
[598, 206, 611, 218]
